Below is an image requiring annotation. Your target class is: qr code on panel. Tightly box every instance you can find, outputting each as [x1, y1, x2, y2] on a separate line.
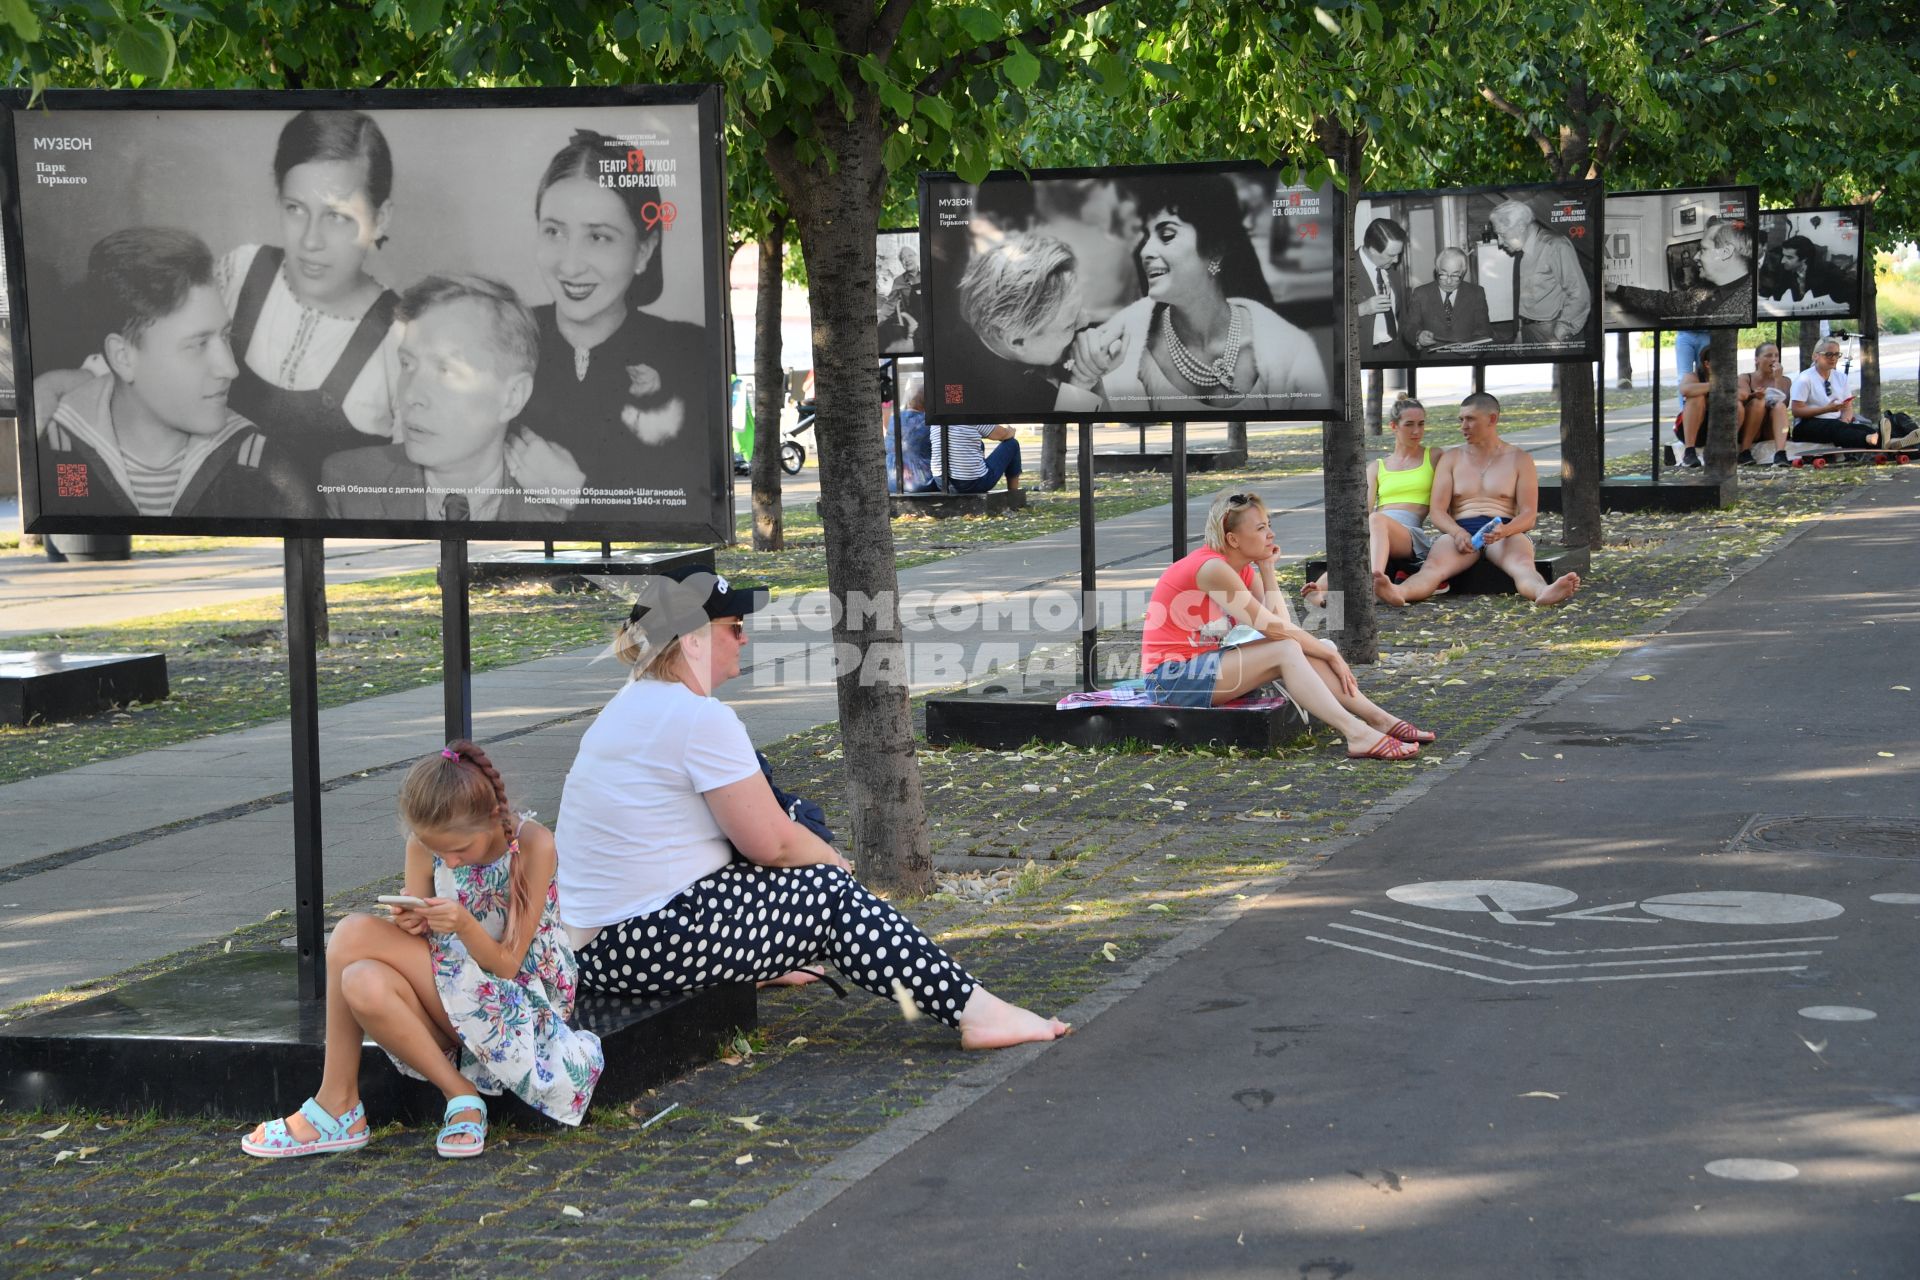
[944, 384, 964, 405]
[56, 463, 88, 498]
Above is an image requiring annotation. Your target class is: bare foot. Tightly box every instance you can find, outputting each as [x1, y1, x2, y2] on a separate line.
[1534, 572, 1581, 607]
[758, 969, 822, 989]
[957, 987, 1072, 1050]
[1302, 576, 1329, 610]
[1372, 571, 1406, 607]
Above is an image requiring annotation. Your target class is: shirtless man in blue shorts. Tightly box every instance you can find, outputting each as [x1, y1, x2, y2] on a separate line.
[1394, 392, 1582, 608]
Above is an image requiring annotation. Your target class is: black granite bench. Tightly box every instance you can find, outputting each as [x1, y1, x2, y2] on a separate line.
[926, 673, 1311, 752]
[0, 650, 168, 726]
[0, 950, 753, 1124]
[470, 544, 715, 592]
[1538, 474, 1731, 513]
[1302, 544, 1586, 598]
[1091, 448, 1248, 475]
[889, 489, 1029, 518]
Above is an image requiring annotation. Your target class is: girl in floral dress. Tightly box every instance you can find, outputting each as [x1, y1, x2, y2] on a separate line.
[242, 740, 603, 1160]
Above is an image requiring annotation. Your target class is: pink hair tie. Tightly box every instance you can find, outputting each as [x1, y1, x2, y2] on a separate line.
[441, 748, 460, 761]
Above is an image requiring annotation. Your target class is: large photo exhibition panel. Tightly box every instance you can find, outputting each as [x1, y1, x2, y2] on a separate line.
[1601, 186, 1758, 331]
[1756, 207, 1866, 321]
[876, 227, 924, 356]
[4, 87, 732, 542]
[920, 163, 1345, 424]
[1354, 180, 1602, 370]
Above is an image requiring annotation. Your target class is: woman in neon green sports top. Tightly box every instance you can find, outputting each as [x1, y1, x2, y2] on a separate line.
[1305, 396, 1439, 609]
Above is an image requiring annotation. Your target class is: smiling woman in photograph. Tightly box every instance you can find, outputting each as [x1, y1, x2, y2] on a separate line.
[1081, 173, 1329, 414]
[510, 128, 711, 509]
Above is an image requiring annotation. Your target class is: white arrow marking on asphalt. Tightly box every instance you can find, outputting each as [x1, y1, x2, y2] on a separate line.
[1546, 902, 1660, 923]
[1307, 937, 1811, 985]
[1869, 893, 1920, 905]
[1349, 911, 1839, 957]
[1325, 923, 1824, 972]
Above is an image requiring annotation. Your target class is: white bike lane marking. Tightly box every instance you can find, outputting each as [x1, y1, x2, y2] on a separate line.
[1311, 880, 1851, 985]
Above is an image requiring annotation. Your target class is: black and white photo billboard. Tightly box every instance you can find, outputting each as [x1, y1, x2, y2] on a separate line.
[876, 227, 924, 355]
[1601, 186, 1758, 331]
[3, 86, 731, 541]
[1757, 207, 1866, 320]
[920, 162, 1344, 424]
[1353, 180, 1602, 369]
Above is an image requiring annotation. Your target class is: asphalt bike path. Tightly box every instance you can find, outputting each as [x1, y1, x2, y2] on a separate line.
[717, 470, 1920, 1279]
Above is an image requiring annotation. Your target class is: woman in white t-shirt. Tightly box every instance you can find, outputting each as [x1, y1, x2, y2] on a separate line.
[554, 568, 1071, 1050]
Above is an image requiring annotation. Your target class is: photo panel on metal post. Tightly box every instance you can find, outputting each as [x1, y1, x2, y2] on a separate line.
[1755, 207, 1867, 322]
[0, 221, 13, 417]
[876, 227, 925, 356]
[1354, 179, 1603, 370]
[919, 161, 1345, 424]
[1, 85, 732, 543]
[1601, 185, 1759, 331]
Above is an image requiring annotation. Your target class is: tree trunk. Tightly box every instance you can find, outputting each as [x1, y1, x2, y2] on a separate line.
[1858, 234, 1880, 425]
[1365, 368, 1383, 435]
[751, 212, 789, 550]
[1615, 330, 1633, 388]
[1703, 328, 1740, 484]
[1556, 362, 1602, 551]
[1041, 423, 1067, 489]
[766, 115, 931, 897]
[1227, 418, 1247, 452]
[1319, 118, 1376, 663]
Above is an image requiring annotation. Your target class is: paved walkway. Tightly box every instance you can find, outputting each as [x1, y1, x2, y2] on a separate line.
[0, 410, 1651, 1007]
[697, 466, 1920, 1280]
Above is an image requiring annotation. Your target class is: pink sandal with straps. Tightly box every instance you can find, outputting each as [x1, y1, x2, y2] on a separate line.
[1348, 735, 1419, 761]
[1387, 719, 1437, 744]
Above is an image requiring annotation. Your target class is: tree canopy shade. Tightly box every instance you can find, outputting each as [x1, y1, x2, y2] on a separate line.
[3, 0, 1135, 895]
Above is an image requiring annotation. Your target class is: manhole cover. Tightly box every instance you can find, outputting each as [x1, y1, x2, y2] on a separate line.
[1733, 815, 1920, 861]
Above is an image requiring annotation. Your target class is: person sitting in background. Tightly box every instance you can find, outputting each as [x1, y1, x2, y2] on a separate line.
[1737, 340, 1793, 466]
[1403, 249, 1492, 351]
[1606, 218, 1755, 327]
[1304, 396, 1440, 609]
[322, 275, 564, 522]
[1395, 393, 1582, 608]
[1674, 347, 1713, 468]
[40, 227, 317, 521]
[884, 376, 934, 493]
[930, 420, 1021, 494]
[1790, 335, 1916, 451]
[1140, 490, 1430, 759]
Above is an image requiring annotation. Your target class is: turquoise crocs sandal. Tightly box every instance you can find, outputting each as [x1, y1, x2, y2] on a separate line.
[436, 1094, 488, 1158]
[240, 1097, 369, 1159]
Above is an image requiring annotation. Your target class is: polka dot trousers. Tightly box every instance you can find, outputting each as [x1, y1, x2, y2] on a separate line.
[576, 862, 977, 1027]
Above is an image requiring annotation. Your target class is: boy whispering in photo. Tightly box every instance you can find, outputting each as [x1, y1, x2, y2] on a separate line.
[322, 275, 567, 522]
[40, 227, 316, 519]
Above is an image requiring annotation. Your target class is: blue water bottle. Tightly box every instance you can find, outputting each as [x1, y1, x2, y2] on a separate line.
[1469, 517, 1505, 550]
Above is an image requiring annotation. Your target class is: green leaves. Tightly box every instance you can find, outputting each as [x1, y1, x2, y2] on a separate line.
[1003, 37, 1040, 89]
[404, 0, 445, 38]
[114, 17, 177, 83]
[0, 0, 38, 43]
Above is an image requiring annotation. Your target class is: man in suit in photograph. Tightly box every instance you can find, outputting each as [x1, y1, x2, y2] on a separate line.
[1402, 248, 1493, 351]
[1355, 216, 1410, 362]
[323, 274, 565, 523]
